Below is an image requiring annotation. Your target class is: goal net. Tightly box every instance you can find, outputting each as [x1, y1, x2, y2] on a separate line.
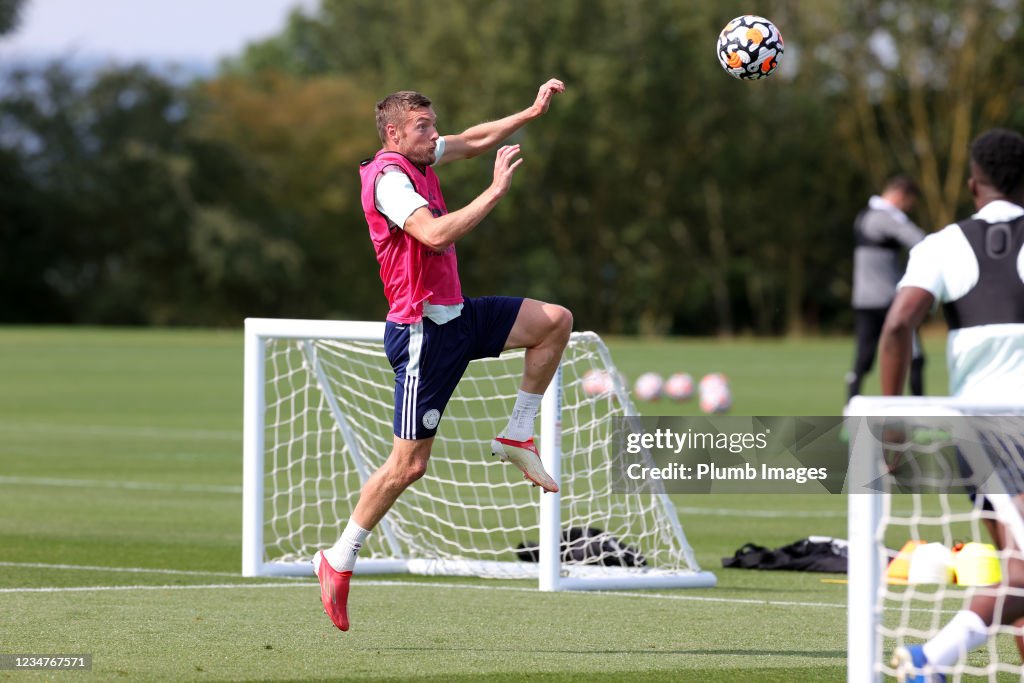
[846, 396, 1024, 682]
[242, 318, 715, 591]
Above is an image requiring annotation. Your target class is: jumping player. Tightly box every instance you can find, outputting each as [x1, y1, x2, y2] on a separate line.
[313, 79, 572, 632]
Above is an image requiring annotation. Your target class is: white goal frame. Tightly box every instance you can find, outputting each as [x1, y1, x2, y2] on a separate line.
[242, 317, 716, 592]
[846, 395, 1024, 683]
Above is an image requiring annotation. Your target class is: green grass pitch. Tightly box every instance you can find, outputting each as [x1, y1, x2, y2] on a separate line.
[0, 326, 952, 681]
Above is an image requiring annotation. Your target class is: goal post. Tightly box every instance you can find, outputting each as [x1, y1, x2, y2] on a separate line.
[242, 317, 716, 591]
[846, 396, 1024, 683]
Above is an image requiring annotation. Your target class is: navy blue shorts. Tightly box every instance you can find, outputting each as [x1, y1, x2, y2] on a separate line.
[384, 296, 524, 440]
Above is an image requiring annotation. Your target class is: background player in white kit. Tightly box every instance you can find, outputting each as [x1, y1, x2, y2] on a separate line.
[880, 128, 1024, 682]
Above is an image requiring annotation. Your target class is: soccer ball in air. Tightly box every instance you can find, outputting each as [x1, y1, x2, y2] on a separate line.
[716, 15, 784, 80]
[633, 372, 664, 402]
[663, 373, 695, 401]
[699, 373, 732, 414]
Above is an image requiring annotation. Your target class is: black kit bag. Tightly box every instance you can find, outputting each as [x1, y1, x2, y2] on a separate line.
[721, 537, 848, 573]
[516, 526, 647, 568]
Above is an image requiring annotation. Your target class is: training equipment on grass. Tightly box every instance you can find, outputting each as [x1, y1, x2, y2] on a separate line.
[242, 318, 716, 591]
[953, 542, 1002, 586]
[663, 372, 694, 401]
[698, 372, 732, 414]
[632, 372, 663, 402]
[716, 15, 784, 80]
[582, 369, 628, 398]
[884, 540, 922, 585]
[581, 368, 614, 398]
[847, 396, 1024, 682]
[905, 542, 954, 585]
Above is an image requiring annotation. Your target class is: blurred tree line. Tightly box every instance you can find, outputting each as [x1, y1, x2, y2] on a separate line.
[2, 0, 1023, 333]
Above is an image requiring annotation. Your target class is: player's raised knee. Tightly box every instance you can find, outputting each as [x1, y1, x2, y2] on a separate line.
[548, 304, 573, 342]
[400, 457, 429, 486]
[386, 446, 431, 488]
[405, 456, 430, 483]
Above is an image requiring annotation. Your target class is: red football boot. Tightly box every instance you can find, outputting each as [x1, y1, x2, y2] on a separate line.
[313, 550, 351, 631]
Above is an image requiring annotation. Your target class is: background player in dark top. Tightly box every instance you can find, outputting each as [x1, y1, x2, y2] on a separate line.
[847, 175, 926, 401]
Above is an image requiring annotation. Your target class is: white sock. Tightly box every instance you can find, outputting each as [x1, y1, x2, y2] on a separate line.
[923, 609, 989, 667]
[503, 390, 543, 441]
[323, 520, 370, 572]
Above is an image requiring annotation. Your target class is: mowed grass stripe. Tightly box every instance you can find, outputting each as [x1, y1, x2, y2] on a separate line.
[0, 475, 242, 494]
[0, 579, 846, 609]
[0, 581, 853, 682]
[0, 420, 239, 441]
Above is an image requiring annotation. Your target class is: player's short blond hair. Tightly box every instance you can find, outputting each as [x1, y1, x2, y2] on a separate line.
[376, 91, 432, 145]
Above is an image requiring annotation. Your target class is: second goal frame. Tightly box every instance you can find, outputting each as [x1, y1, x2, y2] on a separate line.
[846, 395, 1024, 683]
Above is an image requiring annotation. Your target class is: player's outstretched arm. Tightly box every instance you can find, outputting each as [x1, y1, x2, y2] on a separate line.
[879, 287, 933, 396]
[882, 215, 927, 249]
[404, 144, 523, 252]
[438, 79, 564, 164]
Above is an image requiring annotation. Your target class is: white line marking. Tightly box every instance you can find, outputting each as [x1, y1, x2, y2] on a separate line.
[0, 476, 241, 494]
[365, 580, 850, 609]
[0, 579, 954, 615]
[0, 562, 247, 577]
[0, 583, 313, 594]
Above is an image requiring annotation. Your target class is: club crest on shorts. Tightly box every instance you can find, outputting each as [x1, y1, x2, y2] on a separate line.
[422, 409, 440, 430]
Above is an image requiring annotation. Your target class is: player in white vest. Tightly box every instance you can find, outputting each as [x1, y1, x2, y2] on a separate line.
[880, 128, 1024, 682]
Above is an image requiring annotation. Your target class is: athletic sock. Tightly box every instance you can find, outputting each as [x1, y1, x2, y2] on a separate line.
[923, 609, 989, 667]
[324, 520, 370, 572]
[503, 390, 543, 442]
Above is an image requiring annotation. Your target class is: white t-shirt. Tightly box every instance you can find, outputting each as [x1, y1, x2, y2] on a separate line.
[898, 199, 1024, 398]
[374, 137, 447, 229]
[373, 137, 462, 325]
